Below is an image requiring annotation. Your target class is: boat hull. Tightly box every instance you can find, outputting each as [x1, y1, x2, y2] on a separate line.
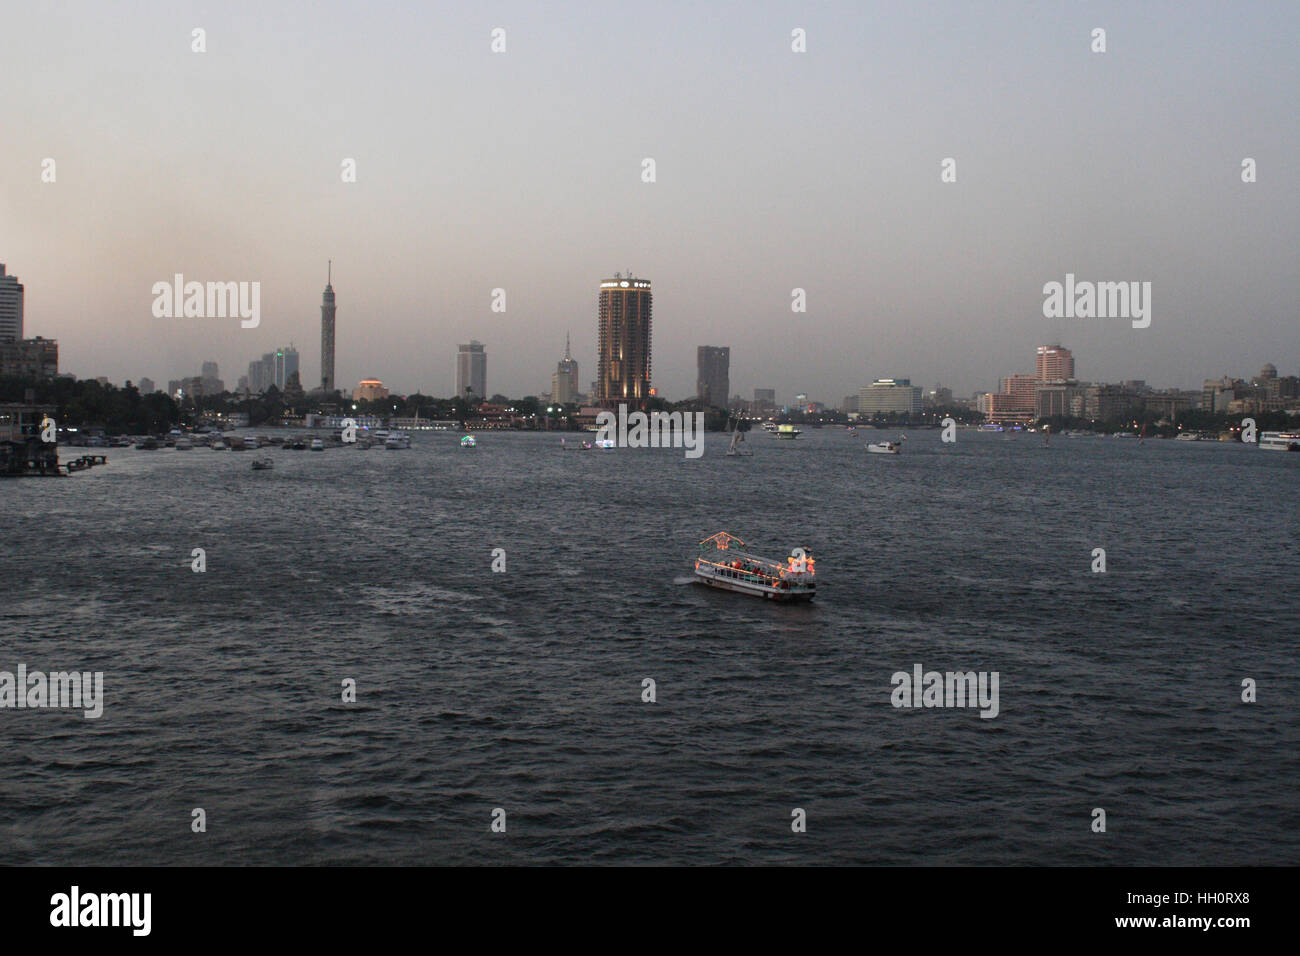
[693, 567, 814, 602]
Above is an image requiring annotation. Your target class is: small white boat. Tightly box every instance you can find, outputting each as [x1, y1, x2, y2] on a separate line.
[868, 436, 904, 454]
[309, 438, 324, 451]
[384, 432, 410, 449]
[693, 532, 816, 603]
[593, 438, 615, 449]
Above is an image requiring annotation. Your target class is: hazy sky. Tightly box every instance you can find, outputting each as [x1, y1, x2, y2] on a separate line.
[3, 1, 1296, 402]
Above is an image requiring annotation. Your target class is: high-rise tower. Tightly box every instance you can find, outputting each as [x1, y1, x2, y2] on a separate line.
[552, 333, 579, 404]
[597, 273, 652, 407]
[696, 345, 730, 407]
[321, 261, 336, 393]
[457, 340, 487, 399]
[1035, 344, 1074, 382]
[0, 264, 25, 343]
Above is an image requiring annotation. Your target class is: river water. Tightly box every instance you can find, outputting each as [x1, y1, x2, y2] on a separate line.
[1, 428, 1296, 864]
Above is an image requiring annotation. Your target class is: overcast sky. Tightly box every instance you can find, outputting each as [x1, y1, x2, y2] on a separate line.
[3, 1, 1296, 402]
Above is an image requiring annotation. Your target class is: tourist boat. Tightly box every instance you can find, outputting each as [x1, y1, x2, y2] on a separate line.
[1260, 431, 1300, 452]
[867, 440, 901, 454]
[309, 438, 324, 451]
[384, 432, 410, 449]
[460, 435, 476, 447]
[693, 532, 816, 602]
[251, 458, 273, 470]
[773, 424, 801, 439]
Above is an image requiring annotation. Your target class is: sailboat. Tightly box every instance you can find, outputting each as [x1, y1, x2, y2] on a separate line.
[725, 418, 752, 457]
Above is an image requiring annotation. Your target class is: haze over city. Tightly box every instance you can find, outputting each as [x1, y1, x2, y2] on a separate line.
[3, 0, 1296, 400]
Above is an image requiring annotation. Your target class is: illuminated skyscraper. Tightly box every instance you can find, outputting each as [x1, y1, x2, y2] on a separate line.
[597, 273, 652, 407]
[1036, 344, 1075, 382]
[321, 262, 336, 393]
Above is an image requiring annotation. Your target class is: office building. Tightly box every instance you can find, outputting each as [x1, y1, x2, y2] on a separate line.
[696, 346, 730, 407]
[457, 340, 487, 399]
[552, 334, 579, 404]
[858, 378, 923, 417]
[0, 337, 57, 379]
[596, 273, 652, 407]
[1036, 345, 1075, 382]
[0, 264, 24, 342]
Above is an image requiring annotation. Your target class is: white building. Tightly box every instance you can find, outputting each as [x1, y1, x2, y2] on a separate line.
[858, 378, 923, 416]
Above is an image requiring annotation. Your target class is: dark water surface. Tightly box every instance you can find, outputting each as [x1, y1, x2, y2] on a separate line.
[2, 429, 1297, 864]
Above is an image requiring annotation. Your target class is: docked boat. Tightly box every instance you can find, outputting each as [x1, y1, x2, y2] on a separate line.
[137, 437, 159, 450]
[773, 424, 801, 439]
[309, 438, 324, 451]
[1260, 431, 1300, 452]
[251, 458, 274, 470]
[460, 435, 476, 447]
[210, 438, 227, 450]
[693, 532, 816, 602]
[227, 436, 247, 451]
[174, 438, 193, 450]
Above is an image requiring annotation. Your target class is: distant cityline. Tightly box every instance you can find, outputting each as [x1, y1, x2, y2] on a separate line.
[0, 261, 1295, 412]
